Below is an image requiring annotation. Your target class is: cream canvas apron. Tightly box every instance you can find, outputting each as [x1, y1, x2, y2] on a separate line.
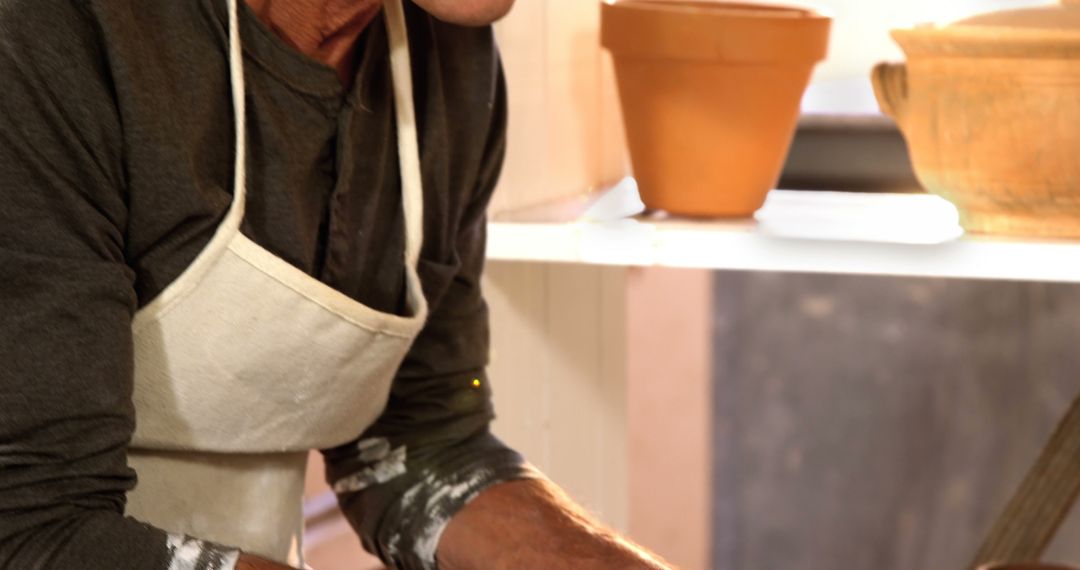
[124, 0, 428, 564]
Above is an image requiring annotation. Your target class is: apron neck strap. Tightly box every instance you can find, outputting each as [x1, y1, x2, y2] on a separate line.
[383, 0, 425, 271]
[223, 0, 247, 235]
[223, 0, 425, 271]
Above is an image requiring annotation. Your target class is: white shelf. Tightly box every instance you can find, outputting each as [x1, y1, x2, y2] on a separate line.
[487, 186, 1080, 284]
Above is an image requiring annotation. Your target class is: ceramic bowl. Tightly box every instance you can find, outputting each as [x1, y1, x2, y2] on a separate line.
[873, 0, 1080, 237]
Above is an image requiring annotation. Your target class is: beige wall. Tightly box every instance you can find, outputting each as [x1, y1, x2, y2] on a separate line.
[485, 263, 715, 569]
[626, 268, 714, 570]
[487, 2, 715, 566]
[492, 0, 628, 213]
[485, 263, 631, 528]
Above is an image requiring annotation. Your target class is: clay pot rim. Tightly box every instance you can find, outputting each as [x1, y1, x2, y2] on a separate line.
[891, 26, 1080, 58]
[601, 0, 832, 64]
[602, 0, 831, 22]
[889, 1, 1080, 58]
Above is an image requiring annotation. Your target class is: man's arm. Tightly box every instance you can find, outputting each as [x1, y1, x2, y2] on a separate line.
[324, 13, 673, 569]
[438, 479, 672, 570]
[0, 2, 168, 567]
[321, 14, 536, 569]
[0, 3, 289, 568]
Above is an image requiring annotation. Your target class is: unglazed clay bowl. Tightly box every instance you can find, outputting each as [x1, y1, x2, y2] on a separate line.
[602, 1, 831, 217]
[873, 0, 1080, 237]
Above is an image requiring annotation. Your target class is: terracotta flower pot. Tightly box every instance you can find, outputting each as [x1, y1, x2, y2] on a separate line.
[601, 1, 831, 217]
[872, 0, 1080, 237]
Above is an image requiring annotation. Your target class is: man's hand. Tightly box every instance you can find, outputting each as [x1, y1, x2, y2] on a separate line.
[408, 0, 515, 25]
[236, 553, 298, 569]
[437, 478, 674, 570]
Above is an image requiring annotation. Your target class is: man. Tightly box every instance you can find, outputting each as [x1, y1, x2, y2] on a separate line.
[0, 0, 672, 568]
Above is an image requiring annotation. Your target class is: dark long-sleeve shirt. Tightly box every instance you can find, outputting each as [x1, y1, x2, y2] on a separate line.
[0, 0, 535, 568]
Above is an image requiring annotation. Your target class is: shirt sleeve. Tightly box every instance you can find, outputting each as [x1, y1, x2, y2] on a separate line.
[321, 26, 541, 569]
[0, 2, 238, 568]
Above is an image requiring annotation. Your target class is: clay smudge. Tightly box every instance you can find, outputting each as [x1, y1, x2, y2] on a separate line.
[382, 467, 498, 569]
[411, 467, 495, 565]
[332, 444, 408, 494]
[166, 533, 240, 570]
[355, 436, 392, 462]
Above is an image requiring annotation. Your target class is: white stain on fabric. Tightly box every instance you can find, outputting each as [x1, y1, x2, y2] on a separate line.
[355, 437, 392, 462]
[382, 467, 499, 568]
[413, 468, 494, 565]
[332, 445, 408, 494]
[384, 531, 403, 559]
[166, 533, 240, 570]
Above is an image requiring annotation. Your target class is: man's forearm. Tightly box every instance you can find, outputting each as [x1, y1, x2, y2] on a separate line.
[235, 553, 296, 569]
[436, 478, 673, 570]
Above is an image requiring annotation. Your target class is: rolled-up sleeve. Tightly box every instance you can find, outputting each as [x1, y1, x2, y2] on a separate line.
[0, 2, 239, 568]
[322, 39, 540, 568]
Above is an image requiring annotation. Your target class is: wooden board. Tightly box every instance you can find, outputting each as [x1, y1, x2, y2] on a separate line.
[485, 261, 630, 528]
[711, 273, 1080, 570]
[627, 267, 714, 570]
